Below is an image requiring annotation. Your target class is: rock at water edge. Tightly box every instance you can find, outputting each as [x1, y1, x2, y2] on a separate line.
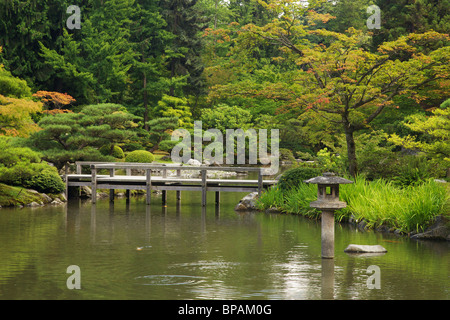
[235, 192, 259, 211]
[344, 244, 387, 253]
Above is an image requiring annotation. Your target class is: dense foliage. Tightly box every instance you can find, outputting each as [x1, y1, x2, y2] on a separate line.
[28, 103, 140, 169]
[0, 137, 65, 194]
[277, 167, 321, 191]
[0, 0, 448, 199]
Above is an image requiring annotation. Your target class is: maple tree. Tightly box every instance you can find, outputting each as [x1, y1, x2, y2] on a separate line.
[208, 1, 450, 176]
[0, 48, 42, 137]
[32, 91, 76, 110]
[0, 94, 42, 137]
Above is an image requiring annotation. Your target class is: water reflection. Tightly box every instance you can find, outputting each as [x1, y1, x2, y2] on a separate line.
[321, 259, 334, 300]
[0, 194, 448, 300]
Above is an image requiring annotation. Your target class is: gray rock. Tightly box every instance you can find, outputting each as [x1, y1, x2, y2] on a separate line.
[235, 192, 259, 211]
[97, 192, 109, 198]
[411, 215, 450, 241]
[80, 186, 92, 198]
[41, 193, 53, 203]
[357, 220, 368, 230]
[50, 198, 63, 205]
[265, 207, 281, 213]
[344, 244, 387, 253]
[26, 202, 41, 207]
[58, 193, 67, 202]
[186, 159, 202, 166]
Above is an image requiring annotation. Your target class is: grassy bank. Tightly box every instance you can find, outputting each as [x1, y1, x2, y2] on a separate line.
[0, 183, 47, 207]
[257, 177, 449, 233]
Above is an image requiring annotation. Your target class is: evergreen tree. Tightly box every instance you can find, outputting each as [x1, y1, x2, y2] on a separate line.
[0, 0, 70, 90]
[29, 104, 141, 169]
[153, 94, 193, 128]
[228, 0, 274, 26]
[372, 0, 450, 48]
[318, 0, 373, 34]
[160, 0, 209, 98]
[39, 0, 137, 104]
[127, 0, 174, 129]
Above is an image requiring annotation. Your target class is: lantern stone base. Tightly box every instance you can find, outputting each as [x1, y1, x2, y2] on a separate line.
[321, 211, 335, 259]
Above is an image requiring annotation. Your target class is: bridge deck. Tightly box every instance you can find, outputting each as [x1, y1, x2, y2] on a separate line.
[64, 162, 278, 206]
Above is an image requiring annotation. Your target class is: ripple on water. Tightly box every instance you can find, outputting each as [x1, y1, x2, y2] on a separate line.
[134, 275, 207, 286]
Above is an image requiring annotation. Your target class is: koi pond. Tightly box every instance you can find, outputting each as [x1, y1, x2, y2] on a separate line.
[0, 191, 448, 300]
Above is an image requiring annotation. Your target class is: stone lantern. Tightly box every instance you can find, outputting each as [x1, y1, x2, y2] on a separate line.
[304, 172, 353, 259]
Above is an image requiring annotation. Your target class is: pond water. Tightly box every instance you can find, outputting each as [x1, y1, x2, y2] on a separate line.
[0, 191, 448, 300]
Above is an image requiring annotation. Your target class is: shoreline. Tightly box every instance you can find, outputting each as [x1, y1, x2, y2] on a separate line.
[0, 183, 67, 208]
[2, 178, 448, 242]
[261, 207, 450, 241]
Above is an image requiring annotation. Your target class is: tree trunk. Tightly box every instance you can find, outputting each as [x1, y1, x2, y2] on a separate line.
[214, 0, 218, 29]
[345, 127, 358, 177]
[143, 73, 149, 131]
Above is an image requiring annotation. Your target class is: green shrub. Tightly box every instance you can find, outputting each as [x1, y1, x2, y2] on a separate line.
[0, 162, 36, 186]
[158, 140, 179, 153]
[0, 137, 41, 167]
[295, 151, 314, 161]
[99, 145, 125, 159]
[279, 148, 296, 162]
[316, 147, 344, 174]
[27, 170, 65, 194]
[125, 150, 155, 163]
[335, 130, 398, 179]
[0, 136, 65, 193]
[0, 162, 65, 194]
[392, 155, 433, 187]
[277, 166, 321, 190]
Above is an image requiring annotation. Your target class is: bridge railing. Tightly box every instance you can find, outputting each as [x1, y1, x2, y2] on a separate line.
[69, 162, 267, 206]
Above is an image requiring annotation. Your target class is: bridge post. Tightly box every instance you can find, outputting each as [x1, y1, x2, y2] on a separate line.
[125, 168, 131, 201]
[146, 169, 152, 205]
[109, 168, 115, 202]
[176, 169, 181, 201]
[64, 162, 69, 200]
[91, 165, 97, 204]
[201, 169, 207, 206]
[161, 168, 167, 206]
[257, 169, 263, 197]
[215, 189, 220, 205]
[162, 190, 167, 206]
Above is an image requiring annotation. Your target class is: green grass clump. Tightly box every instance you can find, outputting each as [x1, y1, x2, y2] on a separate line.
[257, 176, 449, 233]
[257, 183, 320, 218]
[339, 177, 448, 232]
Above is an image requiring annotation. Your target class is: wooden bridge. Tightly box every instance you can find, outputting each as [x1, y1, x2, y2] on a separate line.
[64, 162, 277, 206]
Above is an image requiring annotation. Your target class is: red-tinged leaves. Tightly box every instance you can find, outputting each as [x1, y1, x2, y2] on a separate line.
[33, 91, 76, 109]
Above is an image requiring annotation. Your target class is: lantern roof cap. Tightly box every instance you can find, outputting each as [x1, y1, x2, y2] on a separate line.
[304, 172, 353, 185]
